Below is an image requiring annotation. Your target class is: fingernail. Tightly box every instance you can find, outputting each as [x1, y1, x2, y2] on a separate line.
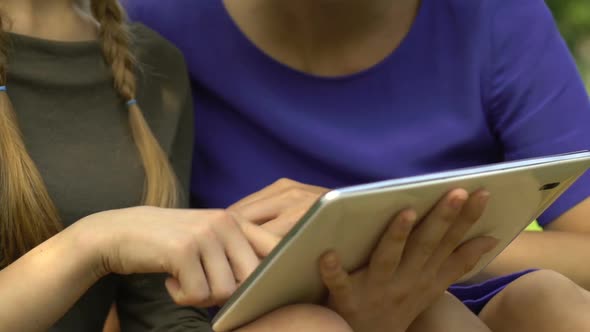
[484, 238, 499, 252]
[479, 191, 491, 207]
[323, 253, 339, 269]
[450, 196, 466, 210]
[403, 210, 417, 226]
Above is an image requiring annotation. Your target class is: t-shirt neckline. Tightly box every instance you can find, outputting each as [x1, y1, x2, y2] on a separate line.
[216, 0, 429, 81]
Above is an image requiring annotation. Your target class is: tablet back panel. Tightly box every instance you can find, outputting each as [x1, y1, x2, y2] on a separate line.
[213, 152, 590, 332]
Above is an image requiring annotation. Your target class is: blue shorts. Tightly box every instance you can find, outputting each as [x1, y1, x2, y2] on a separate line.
[449, 269, 537, 314]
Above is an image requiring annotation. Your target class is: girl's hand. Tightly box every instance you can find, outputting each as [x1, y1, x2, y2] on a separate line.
[319, 189, 498, 332]
[80, 207, 277, 307]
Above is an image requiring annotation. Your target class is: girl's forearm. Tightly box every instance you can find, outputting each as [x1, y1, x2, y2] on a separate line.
[0, 220, 104, 331]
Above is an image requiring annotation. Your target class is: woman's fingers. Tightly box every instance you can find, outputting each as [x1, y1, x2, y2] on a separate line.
[230, 192, 294, 224]
[438, 236, 499, 285]
[230, 186, 321, 225]
[319, 251, 357, 315]
[228, 178, 327, 211]
[227, 182, 285, 210]
[426, 190, 490, 272]
[368, 210, 416, 282]
[399, 189, 469, 272]
[259, 210, 303, 237]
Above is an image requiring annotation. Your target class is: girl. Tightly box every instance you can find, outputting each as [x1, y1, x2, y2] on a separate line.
[0, 0, 347, 330]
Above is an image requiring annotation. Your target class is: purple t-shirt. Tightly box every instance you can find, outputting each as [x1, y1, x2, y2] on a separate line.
[125, 0, 590, 227]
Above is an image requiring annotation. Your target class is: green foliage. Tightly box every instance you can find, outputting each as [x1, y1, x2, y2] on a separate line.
[546, 0, 590, 85]
[547, 0, 590, 47]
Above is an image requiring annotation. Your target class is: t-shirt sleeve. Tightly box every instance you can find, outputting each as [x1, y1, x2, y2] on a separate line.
[484, 0, 590, 226]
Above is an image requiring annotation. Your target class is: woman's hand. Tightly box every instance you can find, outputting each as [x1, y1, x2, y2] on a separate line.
[80, 207, 278, 307]
[319, 189, 498, 332]
[228, 178, 329, 237]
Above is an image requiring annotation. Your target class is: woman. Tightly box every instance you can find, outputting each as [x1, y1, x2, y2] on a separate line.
[125, 0, 590, 330]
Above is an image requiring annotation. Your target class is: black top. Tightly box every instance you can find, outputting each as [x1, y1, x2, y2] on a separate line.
[6, 24, 211, 331]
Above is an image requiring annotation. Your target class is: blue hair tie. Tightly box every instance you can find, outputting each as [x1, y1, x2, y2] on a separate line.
[0, 86, 7, 92]
[126, 99, 138, 107]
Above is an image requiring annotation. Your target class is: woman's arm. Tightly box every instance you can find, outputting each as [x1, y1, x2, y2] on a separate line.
[475, 0, 590, 286]
[481, 199, 590, 289]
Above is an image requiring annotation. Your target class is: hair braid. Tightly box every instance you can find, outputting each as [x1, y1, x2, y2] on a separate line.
[91, 0, 179, 208]
[0, 16, 63, 267]
[0, 0, 179, 266]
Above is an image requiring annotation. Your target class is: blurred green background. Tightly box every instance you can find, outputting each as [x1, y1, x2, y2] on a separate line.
[547, 0, 590, 87]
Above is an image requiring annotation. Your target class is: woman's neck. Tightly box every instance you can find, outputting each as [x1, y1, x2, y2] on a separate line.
[276, 0, 400, 39]
[0, 0, 97, 41]
[225, 0, 421, 76]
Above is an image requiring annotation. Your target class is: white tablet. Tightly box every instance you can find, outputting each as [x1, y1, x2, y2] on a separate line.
[213, 151, 590, 332]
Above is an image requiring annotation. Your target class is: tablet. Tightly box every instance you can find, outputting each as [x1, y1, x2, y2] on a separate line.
[213, 151, 590, 332]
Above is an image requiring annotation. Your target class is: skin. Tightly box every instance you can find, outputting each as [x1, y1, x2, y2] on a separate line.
[483, 200, 590, 289]
[222, 0, 421, 77]
[1, 0, 97, 40]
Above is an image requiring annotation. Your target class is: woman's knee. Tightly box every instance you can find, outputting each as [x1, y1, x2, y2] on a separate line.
[480, 269, 590, 328]
[491, 270, 585, 311]
[237, 304, 352, 332]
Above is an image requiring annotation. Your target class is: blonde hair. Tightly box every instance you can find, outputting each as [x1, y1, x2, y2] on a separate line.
[0, 0, 179, 267]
